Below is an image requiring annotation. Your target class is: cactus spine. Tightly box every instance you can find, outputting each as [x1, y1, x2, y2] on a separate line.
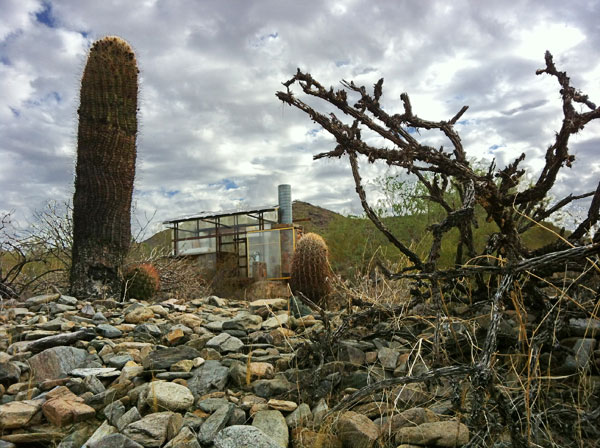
[290, 232, 332, 306]
[70, 36, 138, 298]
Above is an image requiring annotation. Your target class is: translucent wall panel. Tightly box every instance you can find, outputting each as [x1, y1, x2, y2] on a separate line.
[247, 227, 295, 280]
[177, 236, 216, 255]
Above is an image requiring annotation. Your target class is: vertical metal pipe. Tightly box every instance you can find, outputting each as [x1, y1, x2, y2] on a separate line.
[278, 184, 292, 224]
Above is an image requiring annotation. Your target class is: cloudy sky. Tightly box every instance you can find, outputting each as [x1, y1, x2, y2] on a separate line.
[1, 0, 599, 235]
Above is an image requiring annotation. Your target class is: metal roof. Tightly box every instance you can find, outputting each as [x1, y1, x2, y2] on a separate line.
[163, 205, 279, 224]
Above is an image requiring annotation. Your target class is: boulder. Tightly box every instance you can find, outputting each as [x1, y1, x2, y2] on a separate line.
[252, 410, 288, 448]
[187, 360, 229, 399]
[198, 403, 234, 445]
[143, 381, 194, 412]
[123, 411, 182, 448]
[335, 411, 379, 448]
[395, 420, 469, 447]
[0, 400, 42, 429]
[213, 425, 281, 448]
[142, 346, 202, 370]
[42, 386, 96, 426]
[28, 346, 89, 383]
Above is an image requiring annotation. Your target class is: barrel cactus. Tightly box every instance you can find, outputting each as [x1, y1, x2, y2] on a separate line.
[290, 232, 332, 306]
[69, 36, 138, 298]
[123, 263, 160, 301]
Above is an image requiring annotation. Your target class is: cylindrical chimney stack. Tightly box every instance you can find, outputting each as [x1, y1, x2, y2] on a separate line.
[278, 184, 292, 225]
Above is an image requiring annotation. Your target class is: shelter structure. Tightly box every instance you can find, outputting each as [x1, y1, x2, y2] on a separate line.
[163, 185, 300, 280]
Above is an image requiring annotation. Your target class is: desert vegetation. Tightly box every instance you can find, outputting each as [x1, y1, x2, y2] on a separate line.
[275, 51, 600, 446]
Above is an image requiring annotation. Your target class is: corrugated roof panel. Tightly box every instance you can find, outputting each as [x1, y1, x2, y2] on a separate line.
[163, 205, 279, 224]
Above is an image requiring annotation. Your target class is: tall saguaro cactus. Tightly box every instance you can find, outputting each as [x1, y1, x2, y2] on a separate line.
[70, 36, 138, 298]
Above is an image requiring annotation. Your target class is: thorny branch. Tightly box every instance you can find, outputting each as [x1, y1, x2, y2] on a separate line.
[278, 52, 600, 447]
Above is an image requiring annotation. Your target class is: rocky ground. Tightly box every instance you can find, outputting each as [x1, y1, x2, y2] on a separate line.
[0, 291, 598, 447]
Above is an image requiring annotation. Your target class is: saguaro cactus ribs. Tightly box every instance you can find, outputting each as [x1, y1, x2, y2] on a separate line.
[70, 36, 139, 298]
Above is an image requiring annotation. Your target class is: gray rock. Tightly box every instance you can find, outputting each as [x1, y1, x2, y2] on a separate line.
[87, 433, 143, 448]
[187, 360, 229, 399]
[83, 375, 106, 394]
[0, 362, 20, 386]
[96, 324, 122, 338]
[214, 426, 281, 448]
[24, 293, 60, 308]
[155, 372, 194, 380]
[117, 406, 141, 432]
[198, 403, 234, 445]
[228, 406, 247, 426]
[206, 333, 244, 353]
[82, 421, 118, 448]
[81, 304, 96, 317]
[563, 338, 597, 373]
[182, 412, 205, 432]
[109, 354, 135, 369]
[92, 312, 108, 323]
[262, 314, 289, 330]
[28, 346, 89, 383]
[103, 400, 125, 427]
[164, 426, 201, 448]
[58, 295, 78, 306]
[222, 314, 263, 332]
[378, 347, 399, 370]
[170, 324, 193, 335]
[37, 317, 66, 331]
[206, 321, 224, 332]
[143, 381, 194, 412]
[70, 368, 119, 379]
[134, 323, 162, 339]
[285, 403, 312, 428]
[395, 420, 469, 447]
[336, 411, 380, 448]
[568, 318, 600, 337]
[252, 410, 288, 448]
[208, 296, 227, 307]
[198, 398, 230, 413]
[312, 398, 329, 424]
[339, 344, 366, 366]
[123, 411, 182, 448]
[143, 346, 202, 370]
[253, 377, 293, 398]
[56, 422, 97, 448]
[48, 303, 77, 314]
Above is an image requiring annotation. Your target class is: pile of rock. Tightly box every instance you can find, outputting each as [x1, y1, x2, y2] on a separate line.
[0, 292, 597, 447]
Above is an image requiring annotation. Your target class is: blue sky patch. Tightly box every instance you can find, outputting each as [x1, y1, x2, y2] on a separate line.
[489, 144, 504, 151]
[211, 179, 239, 190]
[35, 2, 57, 28]
[223, 179, 238, 190]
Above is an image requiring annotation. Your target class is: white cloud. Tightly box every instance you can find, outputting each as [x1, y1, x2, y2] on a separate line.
[0, 0, 599, 235]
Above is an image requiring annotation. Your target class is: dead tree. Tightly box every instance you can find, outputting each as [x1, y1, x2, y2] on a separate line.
[278, 52, 600, 447]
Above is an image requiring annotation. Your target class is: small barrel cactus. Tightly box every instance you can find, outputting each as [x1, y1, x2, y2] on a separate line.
[290, 233, 332, 306]
[123, 263, 160, 301]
